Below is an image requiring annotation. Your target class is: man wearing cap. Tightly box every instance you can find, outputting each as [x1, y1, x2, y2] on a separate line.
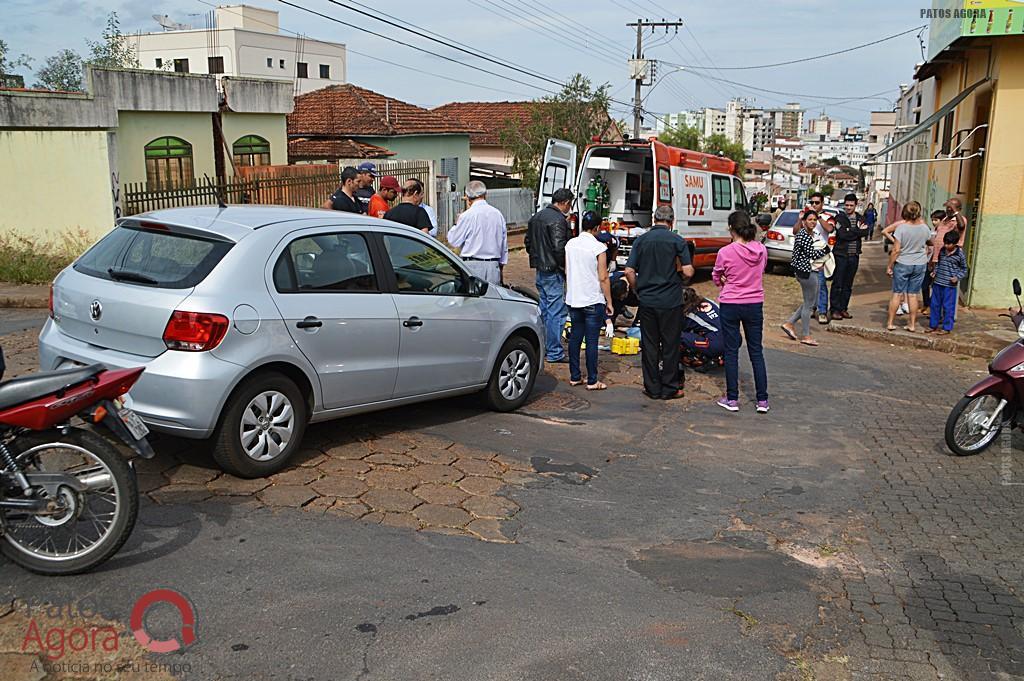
[447, 180, 507, 286]
[384, 178, 433, 233]
[355, 162, 377, 213]
[369, 176, 401, 218]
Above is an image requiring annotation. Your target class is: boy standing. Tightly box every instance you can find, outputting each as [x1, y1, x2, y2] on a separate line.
[921, 209, 946, 314]
[926, 231, 968, 335]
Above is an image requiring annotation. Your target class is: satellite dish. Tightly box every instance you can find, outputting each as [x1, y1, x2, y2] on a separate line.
[153, 14, 191, 31]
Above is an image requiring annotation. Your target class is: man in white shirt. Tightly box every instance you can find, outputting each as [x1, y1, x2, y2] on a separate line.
[404, 177, 439, 235]
[564, 211, 614, 389]
[447, 181, 508, 285]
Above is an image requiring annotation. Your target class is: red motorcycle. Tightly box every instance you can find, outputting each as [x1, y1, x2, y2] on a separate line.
[945, 278, 1024, 456]
[0, 364, 153, 574]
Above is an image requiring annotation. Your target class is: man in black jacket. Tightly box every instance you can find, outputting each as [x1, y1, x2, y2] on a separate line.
[830, 193, 870, 320]
[525, 188, 573, 363]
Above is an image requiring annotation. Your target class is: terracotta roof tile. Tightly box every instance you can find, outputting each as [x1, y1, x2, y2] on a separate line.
[288, 84, 479, 137]
[431, 101, 541, 145]
[287, 137, 396, 162]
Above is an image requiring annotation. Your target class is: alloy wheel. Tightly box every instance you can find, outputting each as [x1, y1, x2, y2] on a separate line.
[239, 390, 295, 461]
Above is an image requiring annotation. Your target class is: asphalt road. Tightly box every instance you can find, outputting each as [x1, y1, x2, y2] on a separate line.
[2, 320, 1018, 680]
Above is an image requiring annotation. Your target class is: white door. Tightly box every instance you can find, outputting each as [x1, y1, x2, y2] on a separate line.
[537, 138, 577, 211]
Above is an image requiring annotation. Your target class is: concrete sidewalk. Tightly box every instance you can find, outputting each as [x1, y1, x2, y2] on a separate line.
[0, 283, 49, 309]
[826, 240, 1018, 359]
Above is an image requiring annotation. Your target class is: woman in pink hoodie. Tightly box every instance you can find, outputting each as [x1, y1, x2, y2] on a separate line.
[712, 212, 769, 413]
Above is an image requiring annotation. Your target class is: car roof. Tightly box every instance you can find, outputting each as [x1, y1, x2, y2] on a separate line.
[125, 205, 412, 241]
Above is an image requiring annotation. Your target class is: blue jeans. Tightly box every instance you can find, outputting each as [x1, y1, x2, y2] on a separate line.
[816, 270, 829, 315]
[719, 302, 768, 402]
[536, 270, 568, 361]
[568, 303, 604, 384]
[930, 283, 957, 331]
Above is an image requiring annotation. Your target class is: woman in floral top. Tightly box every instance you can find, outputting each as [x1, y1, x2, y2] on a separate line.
[782, 210, 832, 346]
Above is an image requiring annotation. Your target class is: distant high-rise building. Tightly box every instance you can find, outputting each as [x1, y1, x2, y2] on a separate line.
[807, 113, 843, 137]
[764, 103, 804, 139]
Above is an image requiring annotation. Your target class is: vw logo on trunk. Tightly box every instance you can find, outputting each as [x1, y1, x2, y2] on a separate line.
[89, 299, 103, 321]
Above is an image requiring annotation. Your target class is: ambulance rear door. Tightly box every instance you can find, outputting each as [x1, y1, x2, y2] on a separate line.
[537, 139, 577, 212]
[673, 167, 713, 239]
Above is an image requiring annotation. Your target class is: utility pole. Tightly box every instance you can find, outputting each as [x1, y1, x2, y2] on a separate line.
[627, 18, 683, 139]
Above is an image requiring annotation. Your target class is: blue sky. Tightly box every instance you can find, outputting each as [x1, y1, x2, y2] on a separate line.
[5, 0, 930, 126]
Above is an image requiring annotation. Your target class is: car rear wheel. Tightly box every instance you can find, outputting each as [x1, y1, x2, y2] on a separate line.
[484, 336, 537, 412]
[212, 372, 307, 478]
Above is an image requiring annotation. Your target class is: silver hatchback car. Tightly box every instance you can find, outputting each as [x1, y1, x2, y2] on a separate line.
[39, 206, 543, 477]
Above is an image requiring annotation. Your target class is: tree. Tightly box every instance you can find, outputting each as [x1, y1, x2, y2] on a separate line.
[822, 156, 841, 167]
[820, 182, 835, 199]
[658, 123, 702, 152]
[85, 12, 140, 69]
[703, 134, 746, 174]
[35, 49, 84, 91]
[498, 73, 612, 190]
[0, 39, 33, 87]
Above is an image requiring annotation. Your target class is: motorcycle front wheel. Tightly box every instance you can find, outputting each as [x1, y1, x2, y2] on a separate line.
[945, 395, 1007, 456]
[0, 428, 138, 575]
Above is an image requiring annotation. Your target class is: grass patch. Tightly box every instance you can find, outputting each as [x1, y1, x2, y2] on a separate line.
[0, 230, 93, 284]
[725, 604, 759, 630]
[817, 543, 841, 558]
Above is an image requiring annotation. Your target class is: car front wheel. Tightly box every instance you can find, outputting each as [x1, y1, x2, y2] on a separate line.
[212, 372, 308, 478]
[484, 336, 537, 412]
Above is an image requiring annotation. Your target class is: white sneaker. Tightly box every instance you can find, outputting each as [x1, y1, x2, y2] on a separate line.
[897, 302, 909, 315]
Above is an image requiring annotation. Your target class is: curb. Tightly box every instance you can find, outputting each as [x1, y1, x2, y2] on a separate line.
[0, 295, 48, 310]
[826, 322, 1004, 359]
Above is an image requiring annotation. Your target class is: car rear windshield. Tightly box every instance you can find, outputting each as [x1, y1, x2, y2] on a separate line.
[774, 212, 799, 227]
[74, 226, 232, 289]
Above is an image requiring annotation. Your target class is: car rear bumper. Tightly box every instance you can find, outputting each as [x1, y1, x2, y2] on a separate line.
[38, 319, 239, 438]
[765, 244, 793, 264]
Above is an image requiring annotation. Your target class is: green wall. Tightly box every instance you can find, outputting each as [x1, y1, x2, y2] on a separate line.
[222, 112, 288, 169]
[116, 111, 216, 186]
[967, 213, 1024, 308]
[354, 134, 471, 189]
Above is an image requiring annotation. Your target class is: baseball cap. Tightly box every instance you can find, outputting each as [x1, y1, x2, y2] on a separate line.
[356, 162, 377, 176]
[379, 175, 401, 191]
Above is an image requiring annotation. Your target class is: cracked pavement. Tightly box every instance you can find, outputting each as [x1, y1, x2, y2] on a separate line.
[0, 258, 1022, 680]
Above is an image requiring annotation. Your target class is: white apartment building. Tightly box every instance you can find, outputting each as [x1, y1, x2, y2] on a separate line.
[702, 107, 727, 138]
[806, 113, 843, 137]
[764, 103, 804, 139]
[801, 137, 871, 166]
[659, 110, 705, 134]
[132, 5, 346, 95]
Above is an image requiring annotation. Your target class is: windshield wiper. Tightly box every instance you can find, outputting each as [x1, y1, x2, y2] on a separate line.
[107, 268, 158, 285]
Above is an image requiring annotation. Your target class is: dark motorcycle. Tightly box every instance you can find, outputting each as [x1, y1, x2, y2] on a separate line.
[0, 364, 154, 574]
[945, 278, 1024, 456]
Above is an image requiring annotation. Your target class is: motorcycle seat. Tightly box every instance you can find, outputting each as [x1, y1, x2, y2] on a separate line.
[0, 365, 106, 411]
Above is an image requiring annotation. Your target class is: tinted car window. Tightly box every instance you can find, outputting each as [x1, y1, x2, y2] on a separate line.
[774, 212, 799, 227]
[74, 226, 231, 288]
[712, 175, 731, 210]
[276, 233, 376, 292]
[383, 235, 466, 295]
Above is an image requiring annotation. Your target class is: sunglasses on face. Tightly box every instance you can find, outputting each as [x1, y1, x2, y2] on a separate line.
[810, 200, 822, 205]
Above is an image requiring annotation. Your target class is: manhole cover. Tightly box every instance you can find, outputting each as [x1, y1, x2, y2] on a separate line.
[526, 391, 590, 412]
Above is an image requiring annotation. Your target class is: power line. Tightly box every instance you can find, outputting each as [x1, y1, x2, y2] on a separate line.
[276, 0, 562, 95]
[317, 0, 566, 88]
[468, 0, 624, 68]
[513, 0, 629, 55]
[197, 0, 538, 99]
[494, 0, 628, 64]
[669, 25, 927, 70]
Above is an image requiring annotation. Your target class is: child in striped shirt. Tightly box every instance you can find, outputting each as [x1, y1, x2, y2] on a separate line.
[926, 230, 968, 335]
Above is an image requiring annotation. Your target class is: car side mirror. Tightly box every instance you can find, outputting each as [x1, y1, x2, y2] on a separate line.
[1014, 278, 1021, 297]
[468, 276, 489, 297]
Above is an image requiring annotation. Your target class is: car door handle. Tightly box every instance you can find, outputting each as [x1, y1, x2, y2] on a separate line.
[403, 317, 423, 328]
[296, 316, 322, 329]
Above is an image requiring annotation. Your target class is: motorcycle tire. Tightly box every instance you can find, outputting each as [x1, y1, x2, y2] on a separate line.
[1, 428, 139, 575]
[944, 395, 1006, 457]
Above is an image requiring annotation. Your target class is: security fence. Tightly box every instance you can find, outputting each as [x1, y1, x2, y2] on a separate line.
[435, 187, 535, 240]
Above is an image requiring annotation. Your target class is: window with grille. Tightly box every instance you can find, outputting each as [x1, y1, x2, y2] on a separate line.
[440, 157, 459, 183]
[232, 135, 271, 168]
[144, 137, 194, 189]
[208, 56, 224, 74]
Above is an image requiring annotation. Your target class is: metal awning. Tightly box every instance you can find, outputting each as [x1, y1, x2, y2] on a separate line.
[865, 78, 989, 163]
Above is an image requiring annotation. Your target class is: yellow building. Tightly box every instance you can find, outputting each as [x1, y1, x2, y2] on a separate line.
[0, 67, 293, 240]
[870, 2, 1024, 307]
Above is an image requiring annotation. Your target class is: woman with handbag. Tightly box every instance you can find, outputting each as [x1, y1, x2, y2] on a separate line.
[782, 209, 832, 346]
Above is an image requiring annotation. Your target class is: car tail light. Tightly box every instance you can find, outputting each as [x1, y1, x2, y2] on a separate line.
[48, 284, 54, 319]
[163, 311, 229, 351]
[765, 230, 786, 242]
